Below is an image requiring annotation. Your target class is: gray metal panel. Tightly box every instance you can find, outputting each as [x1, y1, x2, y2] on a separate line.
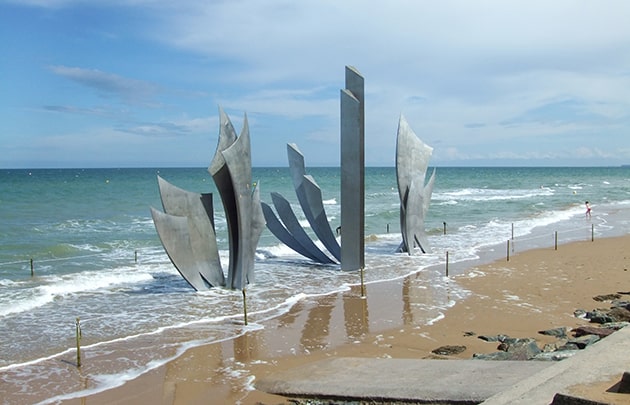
[209, 106, 238, 177]
[249, 180, 266, 283]
[396, 115, 433, 204]
[209, 108, 239, 286]
[150, 207, 211, 291]
[340, 65, 365, 271]
[287, 143, 341, 260]
[423, 168, 436, 216]
[270, 192, 336, 264]
[395, 114, 434, 255]
[301, 176, 341, 260]
[212, 164, 238, 287]
[404, 178, 429, 254]
[156, 176, 225, 287]
[261, 201, 334, 264]
[345, 66, 365, 124]
[221, 114, 255, 291]
[151, 106, 262, 290]
[287, 143, 307, 191]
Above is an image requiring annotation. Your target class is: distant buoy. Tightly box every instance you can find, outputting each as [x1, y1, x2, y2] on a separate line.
[105, 179, 110, 184]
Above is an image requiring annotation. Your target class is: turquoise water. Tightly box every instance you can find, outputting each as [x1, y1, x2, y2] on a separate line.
[1, 166, 630, 403]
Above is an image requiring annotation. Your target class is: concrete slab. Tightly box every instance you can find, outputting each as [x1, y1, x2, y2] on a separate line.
[481, 326, 630, 405]
[256, 358, 551, 403]
[257, 327, 630, 404]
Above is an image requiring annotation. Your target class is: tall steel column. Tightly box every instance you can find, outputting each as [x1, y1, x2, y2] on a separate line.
[340, 66, 365, 271]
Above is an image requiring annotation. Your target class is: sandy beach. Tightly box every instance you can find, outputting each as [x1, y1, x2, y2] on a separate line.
[57, 235, 630, 404]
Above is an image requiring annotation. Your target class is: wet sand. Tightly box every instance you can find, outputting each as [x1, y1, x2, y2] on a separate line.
[62, 235, 629, 404]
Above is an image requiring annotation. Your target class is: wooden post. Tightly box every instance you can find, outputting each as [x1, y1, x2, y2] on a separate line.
[75, 317, 82, 367]
[554, 231, 558, 251]
[30, 258, 34, 277]
[591, 224, 594, 242]
[242, 289, 248, 326]
[360, 266, 365, 297]
[386, 223, 389, 233]
[511, 223, 514, 240]
[443, 222, 447, 235]
[134, 250, 138, 263]
[507, 240, 510, 262]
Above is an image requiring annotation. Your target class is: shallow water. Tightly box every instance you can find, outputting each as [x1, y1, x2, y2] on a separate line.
[1, 166, 629, 402]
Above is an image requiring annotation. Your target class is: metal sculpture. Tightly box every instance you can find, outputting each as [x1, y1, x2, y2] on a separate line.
[262, 192, 336, 264]
[287, 143, 341, 261]
[151, 107, 264, 290]
[396, 114, 436, 255]
[209, 110, 265, 289]
[262, 143, 339, 264]
[150, 177, 224, 289]
[340, 66, 365, 271]
[262, 66, 365, 269]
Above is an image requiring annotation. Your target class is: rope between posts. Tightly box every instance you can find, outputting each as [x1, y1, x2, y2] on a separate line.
[0, 260, 30, 267]
[511, 224, 595, 243]
[0, 248, 155, 268]
[0, 253, 105, 267]
[77, 307, 162, 325]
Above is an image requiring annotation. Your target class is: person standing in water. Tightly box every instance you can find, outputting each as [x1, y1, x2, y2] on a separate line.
[585, 201, 592, 218]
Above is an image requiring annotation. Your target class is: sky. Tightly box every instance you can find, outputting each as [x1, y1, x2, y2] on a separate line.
[2, 0, 630, 168]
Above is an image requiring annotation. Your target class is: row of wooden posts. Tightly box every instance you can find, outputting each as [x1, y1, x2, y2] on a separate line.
[24, 251, 139, 277]
[70, 222, 594, 367]
[446, 223, 595, 276]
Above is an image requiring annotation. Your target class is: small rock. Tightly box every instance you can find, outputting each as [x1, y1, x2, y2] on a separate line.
[538, 327, 567, 338]
[601, 321, 629, 330]
[593, 293, 622, 302]
[608, 307, 630, 322]
[587, 310, 614, 324]
[473, 351, 514, 361]
[478, 334, 508, 342]
[574, 309, 587, 318]
[431, 345, 467, 356]
[610, 300, 630, 309]
[509, 341, 541, 359]
[481, 339, 541, 360]
[567, 334, 600, 349]
[619, 371, 630, 394]
[501, 337, 535, 346]
[556, 342, 580, 351]
[533, 350, 579, 361]
[572, 326, 615, 338]
[542, 340, 568, 352]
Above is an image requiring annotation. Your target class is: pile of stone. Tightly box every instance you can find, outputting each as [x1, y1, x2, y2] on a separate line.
[432, 292, 630, 361]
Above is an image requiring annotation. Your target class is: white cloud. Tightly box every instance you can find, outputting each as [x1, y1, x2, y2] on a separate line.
[48, 65, 160, 104]
[5, 0, 630, 166]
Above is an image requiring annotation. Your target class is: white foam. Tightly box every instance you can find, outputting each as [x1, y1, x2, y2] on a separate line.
[0, 267, 154, 317]
[435, 187, 553, 202]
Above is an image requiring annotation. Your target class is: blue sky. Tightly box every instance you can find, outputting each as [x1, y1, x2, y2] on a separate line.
[2, 0, 630, 168]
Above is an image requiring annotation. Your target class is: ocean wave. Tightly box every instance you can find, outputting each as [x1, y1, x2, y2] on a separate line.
[0, 267, 155, 317]
[434, 187, 554, 202]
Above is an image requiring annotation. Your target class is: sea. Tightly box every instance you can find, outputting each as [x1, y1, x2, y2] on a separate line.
[1, 166, 630, 403]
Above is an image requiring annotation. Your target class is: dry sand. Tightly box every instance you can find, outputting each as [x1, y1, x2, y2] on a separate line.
[65, 235, 629, 404]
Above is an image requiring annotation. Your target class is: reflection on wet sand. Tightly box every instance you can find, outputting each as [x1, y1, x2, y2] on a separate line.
[144, 267, 453, 404]
[343, 287, 369, 340]
[301, 294, 336, 351]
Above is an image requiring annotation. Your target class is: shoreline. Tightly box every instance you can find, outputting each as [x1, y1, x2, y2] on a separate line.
[64, 234, 630, 405]
[1, 234, 627, 404]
